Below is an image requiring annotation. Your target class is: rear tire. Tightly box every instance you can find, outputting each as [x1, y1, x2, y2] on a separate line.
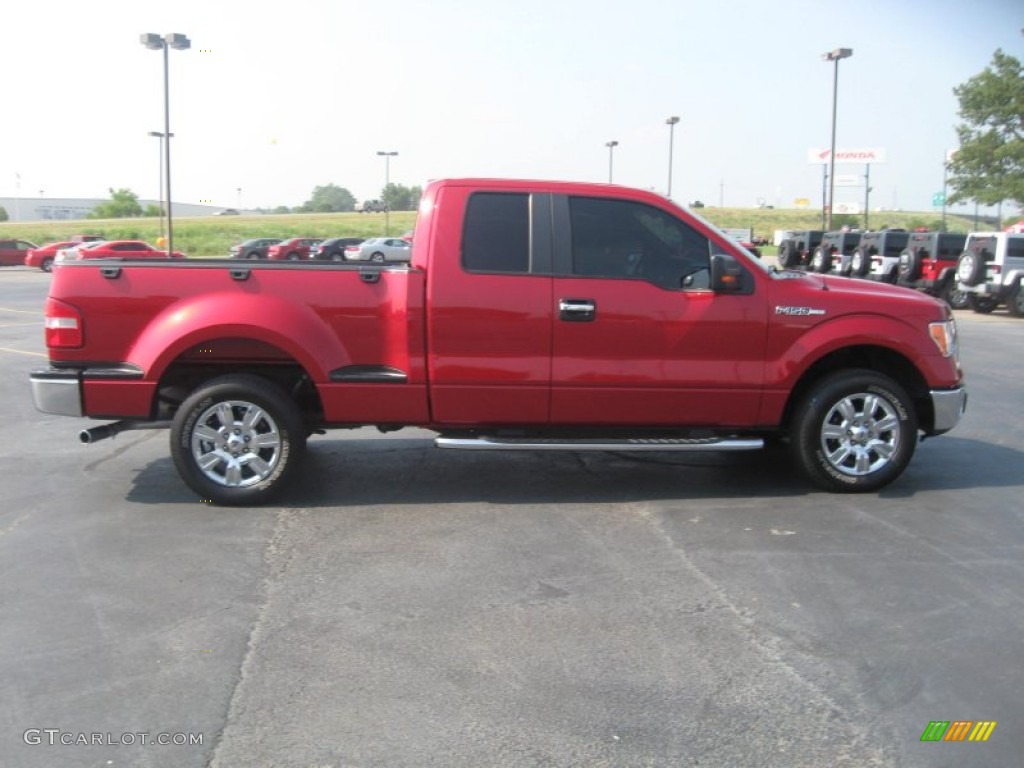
[790, 369, 917, 493]
[811, 246, 831, 273]
[777, 242, 798, 269]
[370, 252, 385, 263]
[967, 294, 999, 314]
[940, 280, 970, 310]
[171, 375, 306, 506]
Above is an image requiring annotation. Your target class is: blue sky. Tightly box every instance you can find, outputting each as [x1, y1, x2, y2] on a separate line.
[2, 0, 1021, 213]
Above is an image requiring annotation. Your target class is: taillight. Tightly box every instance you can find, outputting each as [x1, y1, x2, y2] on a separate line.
[345, 245, 360, 252]
[44, 298, 83, 349]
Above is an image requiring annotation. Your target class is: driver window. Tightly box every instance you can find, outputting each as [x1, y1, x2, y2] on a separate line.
[568, 196, 711, 290]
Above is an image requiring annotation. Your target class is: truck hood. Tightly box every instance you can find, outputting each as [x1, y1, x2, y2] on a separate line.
[776, 271, 947, 317]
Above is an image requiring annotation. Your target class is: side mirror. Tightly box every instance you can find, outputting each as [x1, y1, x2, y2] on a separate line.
[711, 253, 750, 293]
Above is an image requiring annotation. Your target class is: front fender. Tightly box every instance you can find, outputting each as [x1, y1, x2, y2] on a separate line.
[771, 313, 939, 388]
[127, 292, 351, 382]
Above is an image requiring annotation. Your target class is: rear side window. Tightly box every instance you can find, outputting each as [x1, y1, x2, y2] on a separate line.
[462, 193, 529, 273]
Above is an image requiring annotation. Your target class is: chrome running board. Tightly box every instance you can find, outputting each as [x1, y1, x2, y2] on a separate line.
[435, 436, 764, 452]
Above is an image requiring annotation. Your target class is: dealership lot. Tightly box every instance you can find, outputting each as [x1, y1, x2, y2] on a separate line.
[1, 265, 1021, 767]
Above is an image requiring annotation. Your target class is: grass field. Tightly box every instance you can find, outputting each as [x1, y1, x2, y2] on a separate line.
[0, 207, 987, 258]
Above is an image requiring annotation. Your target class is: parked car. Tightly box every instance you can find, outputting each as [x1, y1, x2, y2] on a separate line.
[849, 230, 910, 282]
[311, 238, 365, 261]
[0, 239, 38, 267]
[229, 238, 283, 260]
[60, 240, 185, 261]
[776, 230, 823, 269]
[895, 232, 969, 307]
[810, 231, 862, 274]
[957, 231, 1024, 316]
[266, 238, 321, 261]
[355, 200, 387, 213]
[25, 241, 78, 272]
[344, 237, 412, 262]
[214, 208, 240, 216]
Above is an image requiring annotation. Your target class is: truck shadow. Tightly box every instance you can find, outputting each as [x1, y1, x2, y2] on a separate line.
[125, 435, 1021, 507]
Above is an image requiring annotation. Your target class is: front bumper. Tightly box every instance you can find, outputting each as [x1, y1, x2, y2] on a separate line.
[929, 386, 967, 435]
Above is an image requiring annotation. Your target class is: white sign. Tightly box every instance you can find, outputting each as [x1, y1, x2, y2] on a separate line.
[833, 202, 862, 215]
[834, 174, 860, 187]
[808, 148, 887, 164]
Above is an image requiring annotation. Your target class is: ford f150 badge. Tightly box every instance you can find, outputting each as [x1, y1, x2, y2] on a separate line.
[775, 306, 827, 316]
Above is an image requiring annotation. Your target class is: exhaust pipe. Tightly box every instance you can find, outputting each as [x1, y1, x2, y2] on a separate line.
[79, 420, 170, 444]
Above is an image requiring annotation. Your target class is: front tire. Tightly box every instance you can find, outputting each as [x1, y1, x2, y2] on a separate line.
[1007, 282, 1024, 318]
[41, 257, 54, 272]
[791, 370, 917, 493]
[171, 375, 306, 506]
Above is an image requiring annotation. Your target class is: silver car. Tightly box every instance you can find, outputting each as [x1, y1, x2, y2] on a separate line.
[344, 237, 412, 263]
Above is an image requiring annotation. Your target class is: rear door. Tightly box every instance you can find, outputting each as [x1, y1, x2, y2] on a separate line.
[549, 194, 768, 427]
[425, 188, 554, 425]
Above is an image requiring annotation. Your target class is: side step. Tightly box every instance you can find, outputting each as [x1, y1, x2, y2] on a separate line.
[435, 436, 764, 452]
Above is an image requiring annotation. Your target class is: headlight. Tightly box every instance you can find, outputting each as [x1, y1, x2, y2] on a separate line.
[928, 319, 958, 359]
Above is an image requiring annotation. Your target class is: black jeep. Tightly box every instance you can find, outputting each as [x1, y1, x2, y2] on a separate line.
[809, 231, 862, 274]
[776, 230, 824, 269]
[849, 230, 910, 282]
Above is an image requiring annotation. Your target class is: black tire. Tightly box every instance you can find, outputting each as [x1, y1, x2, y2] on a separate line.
[811, 246, 831, 273]
[850, 248, 870, 277]
[956, 251, 985, 286]
[41, 257, 54, 272]
[1008, 282, 1024, 318]
[287, 252, 301, 261]
[330, 252, 343, 262]
[939, 280, 970, 310]
[777, 242, 798, 269]
[790, 369, 917, 493]
[967, 293, 999, 314]
[170, 374, 306, 506]
[370, 252, 385, 263]
[898, 249, 923, 282]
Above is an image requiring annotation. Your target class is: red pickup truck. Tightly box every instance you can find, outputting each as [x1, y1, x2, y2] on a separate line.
[30, 178, 966, 505]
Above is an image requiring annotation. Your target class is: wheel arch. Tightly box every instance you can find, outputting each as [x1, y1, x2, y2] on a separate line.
[780, 344, 933, 435]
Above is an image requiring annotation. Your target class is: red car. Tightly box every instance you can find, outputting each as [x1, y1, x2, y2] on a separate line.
[25, 241, 78, 272]
[0, 239, 38, 267]
[60, 240, 185, 262]
[266, 238, 321, 261]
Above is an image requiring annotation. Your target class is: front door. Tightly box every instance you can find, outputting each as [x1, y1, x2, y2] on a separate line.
[550, 195, 768, 427]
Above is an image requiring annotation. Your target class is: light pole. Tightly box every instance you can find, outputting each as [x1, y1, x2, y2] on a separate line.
[822, 47, 852, 231]
[141, 32, 190, 256]
[376, 150, 398, 235]
[605, 141, 618, 183]
[148, 131, 172, 245]
[665, 116, 680, 198]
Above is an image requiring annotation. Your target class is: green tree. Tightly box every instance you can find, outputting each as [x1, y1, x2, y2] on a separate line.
[947, 49, 1024, 210]
[143, 203, 163, 217]
[381, 183, 423, 212]
[301, 184, 356, 213]
[0, 205, 8, 222]
[88, 188, 144, 219]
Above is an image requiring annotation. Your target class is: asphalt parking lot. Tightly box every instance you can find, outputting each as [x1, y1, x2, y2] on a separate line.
[1, 265, 1021, 767]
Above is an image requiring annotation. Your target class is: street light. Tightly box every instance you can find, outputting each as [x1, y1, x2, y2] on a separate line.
[148, 131, 173, 246]
[376, 150, 398, 235]
[822, 47, 852, 230]
[605, 141, 618, 183]
[141, 32, 190, 256]
[665, 116, 680, 198]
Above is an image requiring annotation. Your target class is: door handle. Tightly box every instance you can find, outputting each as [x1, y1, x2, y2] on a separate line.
[559, 298, 596, 322]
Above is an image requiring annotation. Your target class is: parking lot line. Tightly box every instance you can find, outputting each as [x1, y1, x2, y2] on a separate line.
[0, 346, 47, 358]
